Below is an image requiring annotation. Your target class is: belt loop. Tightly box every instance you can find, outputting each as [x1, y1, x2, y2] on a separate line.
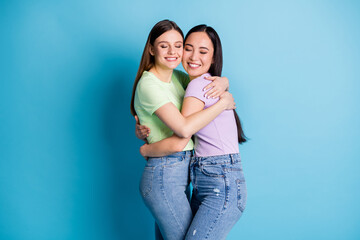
[230, 154, 234, 164]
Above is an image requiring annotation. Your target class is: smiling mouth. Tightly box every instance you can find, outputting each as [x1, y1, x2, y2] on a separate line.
[165, 57, 178, 61]
[188, 63, 201, 68]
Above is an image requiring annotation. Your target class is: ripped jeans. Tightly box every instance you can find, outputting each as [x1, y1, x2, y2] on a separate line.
[185, 153, 247, 240]
[139, 151, 192, 240]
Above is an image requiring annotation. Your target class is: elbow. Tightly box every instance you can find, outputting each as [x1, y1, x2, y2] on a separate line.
[177, 128, 192, 139]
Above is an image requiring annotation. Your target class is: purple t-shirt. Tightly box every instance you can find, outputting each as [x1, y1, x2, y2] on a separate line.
[184, 73, 239, 157]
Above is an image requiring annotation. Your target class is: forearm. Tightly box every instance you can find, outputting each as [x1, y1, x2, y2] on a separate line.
[155, 96, 232, 139]
[140, 135, 191, 157]
[180, 100, 226, 138]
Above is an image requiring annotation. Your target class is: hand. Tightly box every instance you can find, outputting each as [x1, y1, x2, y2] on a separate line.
[140, 144, 148, 160]
[135, 115, 150, 141]
[203, 76, 229, 99]
[219, 92, 236, 110]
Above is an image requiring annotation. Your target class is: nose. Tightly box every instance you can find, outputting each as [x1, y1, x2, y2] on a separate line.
[189, 51, 198, 61]
[168, 46, 175, 55]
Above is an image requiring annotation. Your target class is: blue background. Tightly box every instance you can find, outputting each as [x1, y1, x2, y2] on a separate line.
[1, 0, 359, 239]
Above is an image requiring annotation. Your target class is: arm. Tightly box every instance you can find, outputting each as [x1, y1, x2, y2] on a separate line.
[155, 91, 235, 138]
[140, 96, 205, 157]
[140, 135, 191, 157]
[134, 115, 150, 141]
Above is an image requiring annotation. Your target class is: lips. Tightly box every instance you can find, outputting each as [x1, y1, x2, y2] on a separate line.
[165, 57, 178, 61]
[188, 62, 201, 68]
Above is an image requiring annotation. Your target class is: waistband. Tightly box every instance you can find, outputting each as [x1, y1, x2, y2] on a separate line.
[192, 153, 241, 165]
[148, 150, 192, 159]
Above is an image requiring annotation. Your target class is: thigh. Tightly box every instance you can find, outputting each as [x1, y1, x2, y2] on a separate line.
[186, 163, 227, 239]
[140, 153, 193, 240]
[186, 158, 247, 240]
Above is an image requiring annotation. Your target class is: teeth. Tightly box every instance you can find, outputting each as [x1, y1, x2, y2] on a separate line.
[189, 63, 200, 68]
[166, 57, 177, 61]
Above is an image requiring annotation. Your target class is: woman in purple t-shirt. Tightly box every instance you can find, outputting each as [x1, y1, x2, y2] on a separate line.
[138, 25, 247, 239]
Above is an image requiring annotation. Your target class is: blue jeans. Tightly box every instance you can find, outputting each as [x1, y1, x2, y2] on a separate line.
[185, 153, 247, 240]
[139, 151, 193, 240]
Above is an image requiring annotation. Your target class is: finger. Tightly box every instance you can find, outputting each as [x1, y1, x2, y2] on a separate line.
[208, 90, 221, 99]
[204, 88, 216, 98]
[137, 125, 146, 130]
[203, 83, 214, 91]
[204, 76, 217, 81]
[207, 88, 221, 97]
[143, 126, 150, 132]
[137, 125, 150, 131]
[141, 129, 150, 135]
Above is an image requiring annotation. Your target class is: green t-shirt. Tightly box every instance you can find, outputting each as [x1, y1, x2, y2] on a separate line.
[134, 70, 194, 151]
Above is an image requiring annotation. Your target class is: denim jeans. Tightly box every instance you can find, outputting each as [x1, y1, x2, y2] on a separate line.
[139, 151, 193, 240]
[185, 153, 247, 240]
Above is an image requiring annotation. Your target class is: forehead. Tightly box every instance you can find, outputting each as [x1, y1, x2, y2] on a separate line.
[185, 32, 213, 48]
[155, 29, 183, 43]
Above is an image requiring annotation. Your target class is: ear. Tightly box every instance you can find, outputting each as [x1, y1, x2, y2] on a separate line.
[149, 45, 155, 56]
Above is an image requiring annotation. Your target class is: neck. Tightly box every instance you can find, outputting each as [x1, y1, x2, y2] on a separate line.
[150, 65, 173, 83]
[189, 74, 203, 81]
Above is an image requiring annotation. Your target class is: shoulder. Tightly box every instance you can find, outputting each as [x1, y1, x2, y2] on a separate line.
[173, 69, 190, 87]
[139, 71, 156, 84]
[137, 71, 159, 91]
[173, 69, 188, 80]
[187, 73, 212, 90]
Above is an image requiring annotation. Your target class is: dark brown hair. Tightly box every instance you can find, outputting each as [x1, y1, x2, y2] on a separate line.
[185, 25, 247, 144]
[130, 20, 184, 116]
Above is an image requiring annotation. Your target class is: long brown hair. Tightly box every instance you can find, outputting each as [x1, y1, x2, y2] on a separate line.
[130, 20, 184, 116]
[185, 25, 247, 144]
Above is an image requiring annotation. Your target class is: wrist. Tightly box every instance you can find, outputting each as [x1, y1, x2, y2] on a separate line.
[218, 98, 227, 110]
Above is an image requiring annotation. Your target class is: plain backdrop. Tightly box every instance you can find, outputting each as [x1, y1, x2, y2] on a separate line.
[1, 0, 359, 239]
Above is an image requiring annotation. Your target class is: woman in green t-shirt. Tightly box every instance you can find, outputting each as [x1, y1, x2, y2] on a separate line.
[130, 20, 235, 240]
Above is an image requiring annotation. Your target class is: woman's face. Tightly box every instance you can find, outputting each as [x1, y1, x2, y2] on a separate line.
[182, 32, 214, 79]
[150, 29, 183, 70]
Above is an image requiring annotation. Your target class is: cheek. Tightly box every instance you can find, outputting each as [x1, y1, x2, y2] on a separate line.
[182, 52, 190, 63]
[203, 56, 213, 67]
[177, 48, 183, 57]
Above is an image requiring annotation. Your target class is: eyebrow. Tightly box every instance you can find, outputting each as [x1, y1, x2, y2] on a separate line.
[158, 41, 183, 44]
[185, 43, 209, 50]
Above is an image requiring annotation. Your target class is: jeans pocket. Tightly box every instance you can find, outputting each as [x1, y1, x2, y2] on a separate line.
[236, 179, 247, 212]
[164, 156, 185, 168]
[139, 167, 153, 198]
[200, 164, 224, 178]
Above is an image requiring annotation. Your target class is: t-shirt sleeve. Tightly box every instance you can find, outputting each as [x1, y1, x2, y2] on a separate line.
[137, 79, 171, 115]
[184, 78, 211, 103]
[184, 77, 219, 107]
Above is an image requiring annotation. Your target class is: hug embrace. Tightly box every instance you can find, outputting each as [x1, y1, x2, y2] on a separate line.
[130, 20, 247, 240]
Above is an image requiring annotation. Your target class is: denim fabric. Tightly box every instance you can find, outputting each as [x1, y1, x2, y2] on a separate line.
[185, 153, 247, 240]
[139, 151, 193, 240]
